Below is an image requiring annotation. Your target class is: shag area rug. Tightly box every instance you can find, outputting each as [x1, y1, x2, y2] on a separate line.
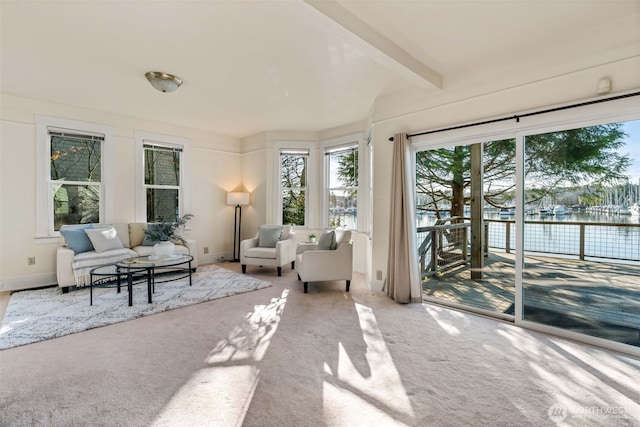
[0, 265, 270, 350]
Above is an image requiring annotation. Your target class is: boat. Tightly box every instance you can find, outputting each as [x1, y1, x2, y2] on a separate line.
[552, 205, 565, 215]
[538, 207, 553, 216]
[617, 206, 631, 216]
[499, 207, 515, 216]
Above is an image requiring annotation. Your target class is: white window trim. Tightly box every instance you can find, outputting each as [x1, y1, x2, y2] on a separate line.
[35, 115, 114, 240]
[135, 131, 191, 224]
[320, 132, 367, 232]
[273, 141, 317, 227]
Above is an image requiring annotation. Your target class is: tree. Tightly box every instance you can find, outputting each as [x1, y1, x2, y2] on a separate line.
[337, 149, 358, 189]
[416, 123, 631, 218]
[281, 154, 307, 225]
[50, 136, 101, 228]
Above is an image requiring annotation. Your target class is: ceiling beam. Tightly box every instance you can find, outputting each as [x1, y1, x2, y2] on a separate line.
[303, 0, 442, 90]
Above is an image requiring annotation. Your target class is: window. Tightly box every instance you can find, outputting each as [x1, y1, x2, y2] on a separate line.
[36, 115, 113, 238]
[144, 143, 182, 222]
[326, 144, 358, 229]
[135, 131, 190, 224]
[50, 130, 103, 230]
[280, 149, 309, 226]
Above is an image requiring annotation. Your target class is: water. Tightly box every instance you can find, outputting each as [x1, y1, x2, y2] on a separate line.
[416, 210, 640, 262]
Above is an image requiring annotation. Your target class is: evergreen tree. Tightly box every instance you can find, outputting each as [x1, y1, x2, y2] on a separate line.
[416, 123, 631, 218]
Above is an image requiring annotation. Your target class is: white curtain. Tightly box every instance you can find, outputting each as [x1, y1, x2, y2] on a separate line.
[384, 133, 422, 303]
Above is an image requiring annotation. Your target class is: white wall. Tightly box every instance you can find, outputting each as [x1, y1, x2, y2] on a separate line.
[0, 94, 242, 291]
[369, 57, 640, 290]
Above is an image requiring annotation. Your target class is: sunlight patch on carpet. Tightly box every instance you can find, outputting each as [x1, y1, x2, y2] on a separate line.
[150, 290, 289, 427]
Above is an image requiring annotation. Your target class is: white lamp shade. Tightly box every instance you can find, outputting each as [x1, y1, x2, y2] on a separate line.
[227, 192, 250, 206]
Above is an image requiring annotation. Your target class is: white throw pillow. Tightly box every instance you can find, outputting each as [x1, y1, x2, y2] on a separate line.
[84, 227, 124, 253]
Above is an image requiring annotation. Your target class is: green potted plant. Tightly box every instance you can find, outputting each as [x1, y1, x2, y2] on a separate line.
[145, 213, 194, 256]
[308, 233, 317, 243]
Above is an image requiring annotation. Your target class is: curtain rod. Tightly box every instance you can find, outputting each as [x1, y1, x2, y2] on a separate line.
[388, 91, 640, 141]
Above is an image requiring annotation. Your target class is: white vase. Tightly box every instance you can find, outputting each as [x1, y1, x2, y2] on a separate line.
[154, 241, 175, 257]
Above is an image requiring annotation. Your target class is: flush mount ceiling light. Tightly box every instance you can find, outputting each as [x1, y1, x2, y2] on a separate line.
[145, 71, 183, 93]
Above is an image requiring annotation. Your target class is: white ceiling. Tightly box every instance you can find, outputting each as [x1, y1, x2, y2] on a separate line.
[2, 0, 639, 139]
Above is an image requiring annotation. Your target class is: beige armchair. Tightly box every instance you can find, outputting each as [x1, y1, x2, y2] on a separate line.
[295, 229, 352, 293]
[240, 225, 296, 276]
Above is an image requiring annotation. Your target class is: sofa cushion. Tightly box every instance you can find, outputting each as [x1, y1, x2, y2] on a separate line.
[113, 223, 131, 248]
[129, 223, 147, 247]
[60, 225, 94, 254]
[258, 225, 283, 248]
[244, 247, 278, 259]
[317, 230, 335, 250]
[84, 227, 124, 253]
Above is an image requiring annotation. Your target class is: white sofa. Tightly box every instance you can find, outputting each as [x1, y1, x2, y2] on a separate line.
[56, 223, 198, 292]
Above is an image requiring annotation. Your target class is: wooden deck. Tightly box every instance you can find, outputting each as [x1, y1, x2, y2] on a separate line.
[422, 251, 640, 346]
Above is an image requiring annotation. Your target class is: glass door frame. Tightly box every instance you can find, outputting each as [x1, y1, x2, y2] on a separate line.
[412, 93, 640, 356]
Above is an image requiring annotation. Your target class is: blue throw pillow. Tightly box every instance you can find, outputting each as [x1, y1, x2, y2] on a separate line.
[60, 225, 95, 254]
[257, 225, 283, 248]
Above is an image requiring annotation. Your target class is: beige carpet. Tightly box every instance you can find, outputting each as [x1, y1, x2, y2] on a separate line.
[1, 262, 639, 427]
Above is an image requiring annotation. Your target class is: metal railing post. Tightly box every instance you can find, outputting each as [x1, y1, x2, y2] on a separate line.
[579, 224, 585, 260]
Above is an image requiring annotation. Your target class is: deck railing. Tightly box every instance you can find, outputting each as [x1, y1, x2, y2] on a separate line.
[487, 219, 640, 262]
[417, 218, 470, 277]
[417, 218, 640, 278]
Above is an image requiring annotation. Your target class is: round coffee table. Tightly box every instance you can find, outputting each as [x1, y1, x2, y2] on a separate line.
[90, 254, 194, 306]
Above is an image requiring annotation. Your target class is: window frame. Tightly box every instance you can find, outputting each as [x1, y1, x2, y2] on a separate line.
[320, 132, 367, 232]
[135, 131, 191, 224]
[279, 148, 310, 227]
[35, 115, 114, 240]
[273, 141, 316, 227]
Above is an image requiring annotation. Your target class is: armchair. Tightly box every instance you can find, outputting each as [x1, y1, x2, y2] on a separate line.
[240, 225, 296, 276]
[296, 229, 352, 293]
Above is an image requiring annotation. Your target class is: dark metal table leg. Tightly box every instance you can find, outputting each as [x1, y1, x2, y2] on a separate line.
[147, 267, 153, 303]
[127, 270, 133, 306]
[90, 273, 94, 306]
[189, 261, 192, 286]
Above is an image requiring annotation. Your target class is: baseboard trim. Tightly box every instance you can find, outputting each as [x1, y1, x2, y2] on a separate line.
[1, 273, 57, 292]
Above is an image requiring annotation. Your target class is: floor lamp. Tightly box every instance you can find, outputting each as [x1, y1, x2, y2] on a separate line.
[227, 192, 250, 262]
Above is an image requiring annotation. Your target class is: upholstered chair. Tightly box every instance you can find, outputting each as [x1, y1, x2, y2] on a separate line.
[295, 229, 353, 293]
[240, 225, 296, 276]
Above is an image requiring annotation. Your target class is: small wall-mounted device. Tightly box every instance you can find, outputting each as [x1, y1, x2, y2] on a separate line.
[597, 77, 611, 94]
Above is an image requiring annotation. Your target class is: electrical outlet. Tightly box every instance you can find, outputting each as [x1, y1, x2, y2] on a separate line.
[28, 256, 36, 265]
[204, 247, 209, 254]
[376, 270, 382, 280]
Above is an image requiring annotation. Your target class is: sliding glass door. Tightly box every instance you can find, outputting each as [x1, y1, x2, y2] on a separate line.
[413, 106, 640, 350]
[416, 140, 516, 316]
[522, 120, 640, 347]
